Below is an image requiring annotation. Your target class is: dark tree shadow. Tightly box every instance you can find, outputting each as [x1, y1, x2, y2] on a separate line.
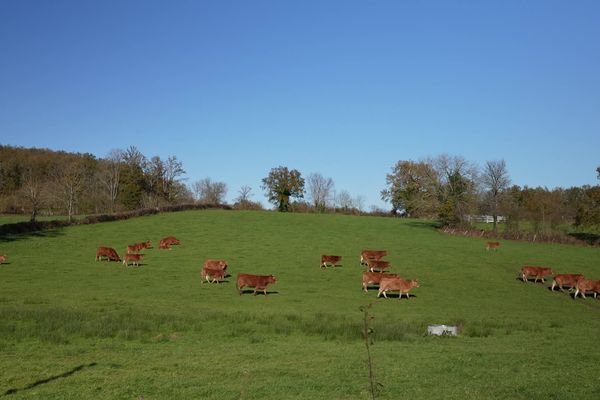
[404, 220, 440, 230]
[0, 228, 65, 243]
[568, 232, 600, 246]
[4, 363, 97, 396]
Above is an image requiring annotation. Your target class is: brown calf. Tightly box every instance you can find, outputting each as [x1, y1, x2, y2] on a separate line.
[366, 259, 391, 272]
[204, 259, 228, 271]
[201, 267, 226, 284]
[377, 277, 420, 299]
[362, 272, 400, 292]
[574, 279, 600, 299]
[521, 266, 554, 283]
[159, 236, 180, 250]
[0, 255, 6, 264]
[551, 274, 584, 292]
[123, 253, 144, 267]
[321, 255, 342, 268]
[360, 250, 387, 265]
[96, 247, 121, 262]
[236, 273, 277, 295]
[486, 242, 500, 251]
[126, 240, 152, 253]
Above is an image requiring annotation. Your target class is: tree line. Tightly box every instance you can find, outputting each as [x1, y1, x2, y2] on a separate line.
[1, 145, 599, 233]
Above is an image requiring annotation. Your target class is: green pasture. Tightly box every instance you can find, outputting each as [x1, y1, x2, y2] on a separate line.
[1, 210, 599, 399]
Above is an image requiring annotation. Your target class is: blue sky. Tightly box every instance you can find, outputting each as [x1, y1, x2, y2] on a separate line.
[1, 0, 599, 209]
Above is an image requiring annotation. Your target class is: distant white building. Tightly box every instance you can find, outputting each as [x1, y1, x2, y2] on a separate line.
[467, 215, 506, 224]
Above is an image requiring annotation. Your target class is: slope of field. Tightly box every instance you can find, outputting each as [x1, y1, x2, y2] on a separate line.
[1, 210, 599, 399]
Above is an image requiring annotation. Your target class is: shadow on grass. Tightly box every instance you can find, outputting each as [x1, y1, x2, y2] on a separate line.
[3, 363, 97, 396]
[0, 228, 65, 243]
[568, 232, 600, 245]
[377, 293, 417, 299]
[239, 290, 279, 296]
[404, 220, 440, 230]
[514, 277, 549, 285]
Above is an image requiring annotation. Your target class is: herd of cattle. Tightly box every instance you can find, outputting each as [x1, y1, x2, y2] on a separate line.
[92, 239, 595, 300]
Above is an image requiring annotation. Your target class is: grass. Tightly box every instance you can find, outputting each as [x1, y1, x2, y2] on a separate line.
[1, 209, 600, 399]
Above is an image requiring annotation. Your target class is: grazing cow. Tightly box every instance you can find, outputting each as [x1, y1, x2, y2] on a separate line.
[360, 250, 388, 265]
[159, 236, 180, 250]
[126, 240, 152, 253]
[201, 267, 226, 284]
[520, 266, 554, 283]
[366, 260, 391, 272]
[95, 247, 121, 262]
[321, 255, 342, 268]
[551, 274, 585, 292]
[362, 272, 399, 292]
[236, 273, 277, 295]
[0, 255, 6, 264]
[486, 242, 500, 251]
[377, 276, 420, 299]
[203, 259, 228, 271]
[123, 253, 144, 267]
[574, 279, 600, 299]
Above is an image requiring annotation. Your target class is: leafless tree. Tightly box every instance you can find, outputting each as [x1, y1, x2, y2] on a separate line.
[307, 173, 334, 212]
[20, 167, 45, 221]
[193, 178, 228, 205]
[51, 159, 86, 222]
[481, 160, 511, 230]
[162, 156, 186, 202]
[335, 190, 355, 211]
[97, 149, 123, 213]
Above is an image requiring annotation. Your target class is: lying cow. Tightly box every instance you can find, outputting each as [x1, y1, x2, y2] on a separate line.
[126, 240, 152, 253]
[236, 273, 277, 295]
[574, 278, 600, 299]
[520, 266, 554, 283]
[377, 276, 420, 299]
[201, 267, 226, 284]
[204, 259, 228, 271]
[362, 272, 399, 292]
[159, 236, 181, 250]
[123, 253, 144, 267]
[321, 255, 342, 268]
[366, 260, 391, 272]
[96, 247, 121, 262]
[360, 250, 387, 265]
[486, 241, 500, 251]
[551, 274, 584, 292]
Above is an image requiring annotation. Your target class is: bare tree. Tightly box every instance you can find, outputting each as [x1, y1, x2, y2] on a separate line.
[481, 160, 511, 231]
[237, 185, 253, 203]
[307, 173, 334, 212]
[97, 149, 123, 213]
[162, 155, 186, 202]
[193, 178, 228, 205]
[335, 190, 354, 212]
[20, 167, 45, 221]
[51, 159, 86, 222]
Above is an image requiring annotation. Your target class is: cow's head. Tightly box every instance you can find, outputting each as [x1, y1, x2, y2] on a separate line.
[268, 275, 277, 284]
[411, 280, 420, 288]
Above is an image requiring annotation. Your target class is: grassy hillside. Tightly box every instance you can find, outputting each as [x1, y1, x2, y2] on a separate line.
[1, 210, 599, 399]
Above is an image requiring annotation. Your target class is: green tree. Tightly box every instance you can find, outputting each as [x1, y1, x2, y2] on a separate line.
[261, 166, 305, 212]
[381, 160, 438, 217]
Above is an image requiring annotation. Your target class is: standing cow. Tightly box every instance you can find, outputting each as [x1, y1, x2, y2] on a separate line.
[321, 255, 342, 268]
[236, 273, 277, 295]
[377, 276, 420, 299]
[520, 266, 554, 283]
[96, 247, 121, 262]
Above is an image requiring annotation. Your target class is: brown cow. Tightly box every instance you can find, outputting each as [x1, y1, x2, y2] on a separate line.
[236, 273, 277, 295]
[377, 276, 420, 299]
[126, 240, 152, 253]
[321, 255, 342, 268]
[123, 253, 144, 267]
[96, 247, 121, 262]
[159, 236, 180, 250]
[204, 259, 228, 271]
[551, 274, 584, 292]
[486, 242, 500, 251]
[362, 272, 400, 292]
[574, 279, 600, 299]
[366, 259, 391, 272]
[201, 267, 226, 284]
[520, 266, 554, 283]
[0, 255, 6, 264]
[360, 250, 387, 265]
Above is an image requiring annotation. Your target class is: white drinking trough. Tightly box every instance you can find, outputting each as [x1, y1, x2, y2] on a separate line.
[427, 324, 459, 336]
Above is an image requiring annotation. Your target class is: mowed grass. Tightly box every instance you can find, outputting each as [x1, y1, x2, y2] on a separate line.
[1, 210, 600, 399]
